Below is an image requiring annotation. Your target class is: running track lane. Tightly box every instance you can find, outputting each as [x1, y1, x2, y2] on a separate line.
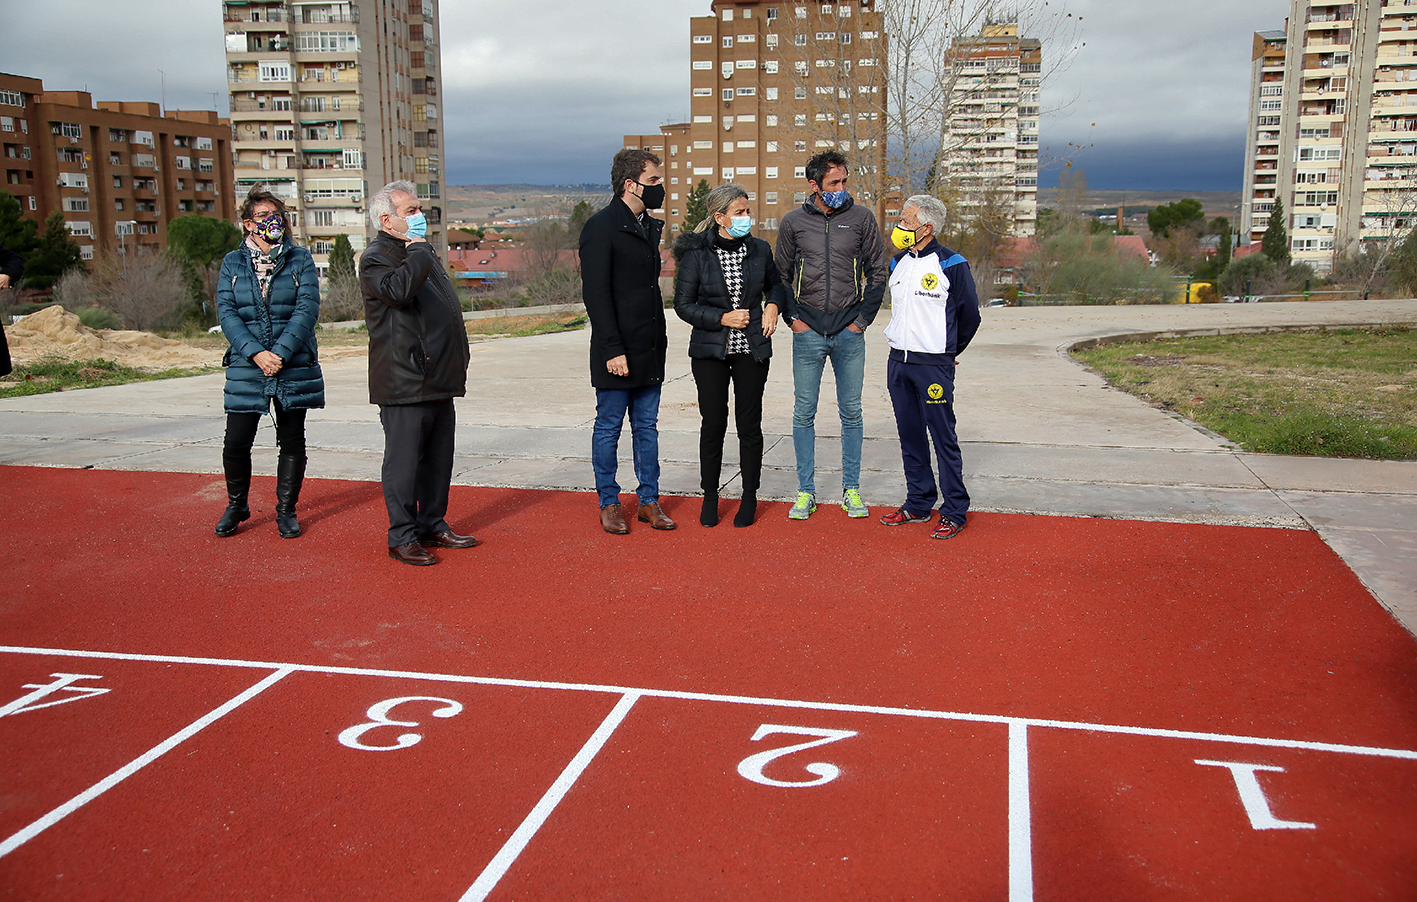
[0, 466, 1414, 898]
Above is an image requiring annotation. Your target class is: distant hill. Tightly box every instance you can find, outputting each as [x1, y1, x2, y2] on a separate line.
[446, 184, 609, 225]
[1038, 188, 1243, 220]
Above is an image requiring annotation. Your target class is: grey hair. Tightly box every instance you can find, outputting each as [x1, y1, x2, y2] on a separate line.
[694, 182, 750, 233]
[903, 194, 948, 234]
[368, 179, 418, 228]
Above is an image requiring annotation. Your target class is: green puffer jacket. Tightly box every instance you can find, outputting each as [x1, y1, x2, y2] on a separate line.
[217, 240, 326, 414]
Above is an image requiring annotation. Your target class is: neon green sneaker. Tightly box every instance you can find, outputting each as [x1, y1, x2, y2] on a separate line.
[841, 488, 869, 518]
[788, 491, 817, 520]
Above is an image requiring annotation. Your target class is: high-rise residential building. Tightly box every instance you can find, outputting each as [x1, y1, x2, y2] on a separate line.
[1241, 30, 1288, 246]
[1245, 1, 1417, 274]
[644, 0, 887, 243]
[222, 0, 447, 273]
[1, 72, 235, 261]
[938, 21, 1041, 237]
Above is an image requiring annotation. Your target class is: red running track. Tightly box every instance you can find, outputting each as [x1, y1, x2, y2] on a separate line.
[0, 465, 1414, 899]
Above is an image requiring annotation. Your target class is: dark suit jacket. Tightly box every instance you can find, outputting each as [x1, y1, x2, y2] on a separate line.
[578, 197, 666, 390]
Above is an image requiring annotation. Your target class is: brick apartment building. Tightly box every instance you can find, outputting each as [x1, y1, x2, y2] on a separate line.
[2, 72, 235, 261]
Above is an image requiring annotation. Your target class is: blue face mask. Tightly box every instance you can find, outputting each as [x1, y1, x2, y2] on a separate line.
[821, 189, 851, 210]
[727, 215, 753, 238]
[404, 211, 428, 239]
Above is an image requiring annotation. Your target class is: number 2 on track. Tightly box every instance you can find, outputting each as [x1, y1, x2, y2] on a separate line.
[737, 724, 859, 788]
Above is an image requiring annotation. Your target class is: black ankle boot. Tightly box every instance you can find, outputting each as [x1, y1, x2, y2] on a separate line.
[214, 454, 252, 537]
[275, 453, 306, 538]
[701, 493, 720, 527]
[733, 491, 758, 528]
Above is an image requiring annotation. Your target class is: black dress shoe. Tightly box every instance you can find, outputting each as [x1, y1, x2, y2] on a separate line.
[417, 530, 479, 549]
[388, 542, 437, 566]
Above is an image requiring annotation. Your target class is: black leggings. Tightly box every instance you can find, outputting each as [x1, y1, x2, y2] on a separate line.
[224, 400, 307, 462]
[692, 354, 770, 494]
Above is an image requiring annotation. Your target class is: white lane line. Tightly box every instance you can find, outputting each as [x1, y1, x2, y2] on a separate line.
[3, 645, 1415, 761]
[459, 691, 641, 902]
[1008, 721, 1033, 902]
[0, 667, 294, 860]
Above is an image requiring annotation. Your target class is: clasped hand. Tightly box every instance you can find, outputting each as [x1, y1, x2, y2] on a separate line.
[252, 350, 284, 376]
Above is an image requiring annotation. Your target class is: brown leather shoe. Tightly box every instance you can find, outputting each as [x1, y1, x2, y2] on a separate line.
[417, 530, 479, 549]
[388, 542, 437, 566]
[600, 503, 629, 534]
[638, 501, 676, 530]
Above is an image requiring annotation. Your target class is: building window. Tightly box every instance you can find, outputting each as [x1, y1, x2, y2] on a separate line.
[766, 167, 779, 179]
[694, 34, 712, 43]
[259, 60, 292, 82]
[723, 89, 735, 101]
[795, 34, 807, 46]
[766, 88, 778, 101]
[723, 36, 733, 47]
[765, 60, 779, 73]
[0, 90, 24, 107]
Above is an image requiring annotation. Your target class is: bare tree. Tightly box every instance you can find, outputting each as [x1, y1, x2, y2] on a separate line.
[84, 248, 189, 332]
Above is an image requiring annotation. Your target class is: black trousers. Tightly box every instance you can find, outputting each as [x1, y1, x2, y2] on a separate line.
[224, 400, 306, 462]
[691, 354, 770, 494]
[379, 399, 456, 547]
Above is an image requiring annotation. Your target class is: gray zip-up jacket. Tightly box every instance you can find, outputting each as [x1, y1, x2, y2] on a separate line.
[773, 195, 889, 337]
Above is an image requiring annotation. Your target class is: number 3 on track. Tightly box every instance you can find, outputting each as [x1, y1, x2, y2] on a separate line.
[338, 697, 464, 751]
[737, 724, 858, 788]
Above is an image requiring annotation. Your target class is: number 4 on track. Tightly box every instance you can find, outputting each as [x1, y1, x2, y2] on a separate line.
[737, 724, 858, 788]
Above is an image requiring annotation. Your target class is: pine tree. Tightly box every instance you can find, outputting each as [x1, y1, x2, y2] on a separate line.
[1261, 198, 1291, 266]
[0, 190, 40, 261]
[24, 212, 84, 291]
[683, 179, 711, 234]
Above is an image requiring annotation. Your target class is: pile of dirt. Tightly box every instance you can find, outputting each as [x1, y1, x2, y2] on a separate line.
[4, 306, 220, 369]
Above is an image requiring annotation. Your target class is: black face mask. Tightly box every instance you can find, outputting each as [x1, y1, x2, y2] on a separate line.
[635, 181, 665, 210]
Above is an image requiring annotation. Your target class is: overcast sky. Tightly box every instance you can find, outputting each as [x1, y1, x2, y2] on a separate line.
[3, 0, 1286, 190]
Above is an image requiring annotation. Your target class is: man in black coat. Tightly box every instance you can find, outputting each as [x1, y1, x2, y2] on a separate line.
[0, 243, 21, 377]
[361, 180, 477, 566]
[580, 148, 675, 534]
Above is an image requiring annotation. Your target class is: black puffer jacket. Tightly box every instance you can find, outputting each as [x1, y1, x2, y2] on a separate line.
[672, 229, 783, 363]
[359, 233, 470, 406]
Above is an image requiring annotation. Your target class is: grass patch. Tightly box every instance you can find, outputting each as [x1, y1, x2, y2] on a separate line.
[0, 357, 217, 399]
[465, 311, 587, 339]
[1072, 327, 1417, 460]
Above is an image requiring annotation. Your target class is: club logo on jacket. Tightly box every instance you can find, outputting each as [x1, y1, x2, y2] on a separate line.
[921, 273, 939, 291]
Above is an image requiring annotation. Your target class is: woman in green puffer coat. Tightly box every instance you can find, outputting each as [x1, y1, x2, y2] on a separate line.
[213, 186, 325, 539]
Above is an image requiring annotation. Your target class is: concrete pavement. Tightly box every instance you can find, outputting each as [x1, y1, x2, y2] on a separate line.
[1, 298, 1414, 632]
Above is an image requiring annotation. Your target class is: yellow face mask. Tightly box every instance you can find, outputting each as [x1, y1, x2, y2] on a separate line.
[892, 224, 922, 251]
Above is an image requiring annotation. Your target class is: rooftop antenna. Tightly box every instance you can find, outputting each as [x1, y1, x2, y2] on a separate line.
[160, 69, 166, 114]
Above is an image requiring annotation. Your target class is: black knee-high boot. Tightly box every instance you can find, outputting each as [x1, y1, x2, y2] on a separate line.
[734, 444, 761, 528]
[214, 452, 252, 537]
[275, 453, 306, 538]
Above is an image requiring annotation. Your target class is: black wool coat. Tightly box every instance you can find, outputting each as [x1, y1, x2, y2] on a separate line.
[672, 229, 783, 363]
[578, 197, 666, 390]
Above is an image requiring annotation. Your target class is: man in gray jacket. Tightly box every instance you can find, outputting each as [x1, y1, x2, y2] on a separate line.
[774, 151, 889, 521]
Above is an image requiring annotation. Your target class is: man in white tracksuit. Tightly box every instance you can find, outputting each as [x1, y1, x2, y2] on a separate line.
[879, 194, 982, 540]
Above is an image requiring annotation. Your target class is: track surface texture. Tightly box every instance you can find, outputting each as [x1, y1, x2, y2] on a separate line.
[1, 466, 1414, 900]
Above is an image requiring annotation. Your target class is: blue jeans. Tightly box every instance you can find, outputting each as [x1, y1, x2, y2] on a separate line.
[593, 385, 662, 509]
[791, 327, 865, 496]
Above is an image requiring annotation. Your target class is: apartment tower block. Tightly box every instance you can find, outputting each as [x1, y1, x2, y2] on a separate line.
[632, 0, 888, 243]
[222, 0, 447, 271]
[1244, 0, 1417, 273]
[939, 22, 1042, 237]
